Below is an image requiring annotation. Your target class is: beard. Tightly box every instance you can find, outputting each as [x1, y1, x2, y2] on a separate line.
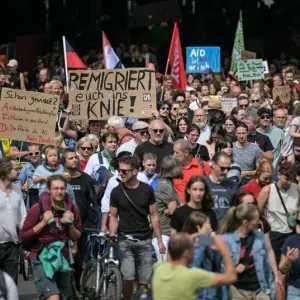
[194, 122, 206, 130]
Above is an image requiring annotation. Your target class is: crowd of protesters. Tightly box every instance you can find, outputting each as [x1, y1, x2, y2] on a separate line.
[0, 41, 300, 300]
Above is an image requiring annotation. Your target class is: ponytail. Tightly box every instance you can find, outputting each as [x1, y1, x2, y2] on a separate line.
[218, 206, 238, 234]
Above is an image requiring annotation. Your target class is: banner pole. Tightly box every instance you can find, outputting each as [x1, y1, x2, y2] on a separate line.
[62, 36, 69, 94]
[159, 58, 170, 103]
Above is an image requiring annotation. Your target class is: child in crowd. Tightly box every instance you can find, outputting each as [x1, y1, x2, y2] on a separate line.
[142, 153, 160, 190]
[33, 144, 74, 224]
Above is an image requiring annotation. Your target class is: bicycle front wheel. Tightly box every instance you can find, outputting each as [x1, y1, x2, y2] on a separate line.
[103, 265, 123, 300]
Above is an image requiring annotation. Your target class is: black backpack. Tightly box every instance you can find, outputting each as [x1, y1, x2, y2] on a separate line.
[0, 270, 7, 300]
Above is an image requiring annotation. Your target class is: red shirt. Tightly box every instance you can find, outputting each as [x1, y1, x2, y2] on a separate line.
[79, 159, 88, 172]
[242, 179, 262, 198]
[173, 158, 211, 204]
[20, 197, 82, 260]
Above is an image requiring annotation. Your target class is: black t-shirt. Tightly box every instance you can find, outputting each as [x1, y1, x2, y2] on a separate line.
[171, 205, 218, 232]
[134, 140, 173, 173]
[247, 132, 274, 153]
[110, 182, 155, 239]
[69, 172, 96, 227]
[191, 144, 210, 161]
[235, 235, 260, 291]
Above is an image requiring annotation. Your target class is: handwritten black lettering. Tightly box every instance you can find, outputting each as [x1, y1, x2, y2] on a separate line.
[4, 90, 26, 100]
[75, 93, 83, 102]
[128, 70, 138, 90]
[104, 72, 113, 90]
[69, 72, 79, 89]
[117, 99, 125, 116]
[87, 102, 97, 119]
[78, 73, 89, 90]
[137, 70, 146, 90]
[115, 72, 125, 91]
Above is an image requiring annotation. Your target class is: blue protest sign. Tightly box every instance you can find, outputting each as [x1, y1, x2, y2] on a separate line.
[186, 47, 221, 73]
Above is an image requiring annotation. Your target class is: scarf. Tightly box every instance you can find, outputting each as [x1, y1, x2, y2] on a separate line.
[102, 150, 115, 172]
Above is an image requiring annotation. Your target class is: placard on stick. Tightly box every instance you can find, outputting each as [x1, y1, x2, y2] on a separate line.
[221, 98, 237, 113]
[0, 88, 59, 144]
[272, 86, 291, 104]
[68, 68, 156, 120]
[241, 51, 257, 60]
[237, 59, 264, 81]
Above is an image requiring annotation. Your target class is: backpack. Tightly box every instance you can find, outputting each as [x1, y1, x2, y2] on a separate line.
[0, 270, 7, 300]
[22, 202, 75, 251]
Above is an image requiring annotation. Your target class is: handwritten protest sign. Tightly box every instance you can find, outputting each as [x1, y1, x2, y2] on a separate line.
[263, 61, 269, 74]
[237, 59, 265, 81]
[68, 68, 156, 120]
[186, 47, 221, 73]
[221, 98, 237, 113]
[272, 86, 291, 104]
[241, 50, 257, 60]
[0, 88, 59, 144]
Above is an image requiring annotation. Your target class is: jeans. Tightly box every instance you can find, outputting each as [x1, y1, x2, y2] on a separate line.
[287, 285, 300, 300]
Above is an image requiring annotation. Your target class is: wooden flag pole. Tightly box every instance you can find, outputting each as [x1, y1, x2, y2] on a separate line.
[159, 58, 170, 103]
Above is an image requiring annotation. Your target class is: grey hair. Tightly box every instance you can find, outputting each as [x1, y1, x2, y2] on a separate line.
[159, 156, 183, 179]
[107, 116, 125, 129]
[86, 134, 100, 145]
[274, 108, 287, 117]
[174, 139, 193, 154]
[149, 119, 166, 130]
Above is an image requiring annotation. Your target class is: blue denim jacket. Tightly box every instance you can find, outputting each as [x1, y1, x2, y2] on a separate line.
[191, 244, 223, 300]
[16, 162, 37, 188]
[221, 230, 275, 300]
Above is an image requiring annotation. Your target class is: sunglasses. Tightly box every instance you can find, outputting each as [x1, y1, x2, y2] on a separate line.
[161, 106, 170, 111]
[151, 128, 165, 134]
[118, 168, 133, 174]
[136, 130, 148, 135]
[178, 113, 188, 117]
[251, 100, 260, 103]
[81, 147, 93, 151]
[172, 107, 179, 111]
[260, 115, 271, 120]
[216, 163, 230, 171]
[28, 151, 40, 156]
[240, 104, 249, 108]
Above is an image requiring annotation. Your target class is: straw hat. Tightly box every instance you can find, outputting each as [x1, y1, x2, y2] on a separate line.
[203, 98, 224, 112]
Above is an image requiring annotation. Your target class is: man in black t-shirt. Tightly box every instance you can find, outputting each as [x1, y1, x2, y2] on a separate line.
[63, 148, 97, 291]
[244, 114, 274, 161]
[134, 120, 173, 172]
[109, 155, 165, 300]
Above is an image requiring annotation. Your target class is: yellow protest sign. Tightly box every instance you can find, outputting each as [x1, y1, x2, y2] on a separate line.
[0, 88, 59, 144]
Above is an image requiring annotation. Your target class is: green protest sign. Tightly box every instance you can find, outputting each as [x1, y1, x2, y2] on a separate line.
[237, 59, 264, 81]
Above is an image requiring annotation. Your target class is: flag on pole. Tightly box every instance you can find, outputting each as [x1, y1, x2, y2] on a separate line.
[230, 10, 245, 72]
[167, 23, 186, 90]
[102, 32, 124, 69]
[63, 38, 87, 70]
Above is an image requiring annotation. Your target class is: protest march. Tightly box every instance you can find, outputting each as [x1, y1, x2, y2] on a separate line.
[1, 4, 300, 300]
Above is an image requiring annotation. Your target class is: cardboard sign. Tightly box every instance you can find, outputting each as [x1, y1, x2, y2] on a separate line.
[221, 98, 237, 113]
[0, 88, 59, 144]
[237, 59, 265, 81]
[186, 47, 221, 73]
[68, 68, 156, 120]
[272, 86, 291, 104]
[263, 61, 269, 74]
[241, 50, 257, 60]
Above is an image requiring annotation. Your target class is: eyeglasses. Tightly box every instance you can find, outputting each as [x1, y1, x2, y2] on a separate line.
[240, 104, 249, 108]
[28, 151, 40, 156]
[260, 115, 271, 120]
[151, 128, 165, 134]
[118, 168, 133, 174]
[178, 113, 188, 117]
[136, 130, 148, 136]
[81, 147, 93, 151]
[160, 106, 170, 111]
[216, 163, 230, 171]
[172, 107, 179, 111]
[251, 100, 260, 103]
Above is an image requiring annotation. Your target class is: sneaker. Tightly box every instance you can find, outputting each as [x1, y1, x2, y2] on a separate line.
[60, 217, 74, 226]
[47, 217, 55, 225]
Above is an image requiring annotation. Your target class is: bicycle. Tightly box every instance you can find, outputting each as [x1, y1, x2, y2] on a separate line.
[80, 229, 139, 300]
[18, 244, 32, 281]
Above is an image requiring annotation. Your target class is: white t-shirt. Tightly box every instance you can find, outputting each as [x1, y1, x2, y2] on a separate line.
[101, 172, 149, 213]
[197, 125, 211, 145]
[84, 152, 110, 178]
[116, 139, 138, 156]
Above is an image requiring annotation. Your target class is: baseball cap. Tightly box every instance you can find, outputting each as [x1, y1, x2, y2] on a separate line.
[257, 107, 271, 116]
[7, 59, 18, 68]
[132, 121, 149, 131]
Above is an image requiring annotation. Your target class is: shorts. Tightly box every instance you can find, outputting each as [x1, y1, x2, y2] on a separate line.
[119, 238, 152, 284]
[31, 259, 71, 300]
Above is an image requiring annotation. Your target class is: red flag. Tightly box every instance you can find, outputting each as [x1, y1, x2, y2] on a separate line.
[167, 23, 186, 90]
[64, 39, 87, 70]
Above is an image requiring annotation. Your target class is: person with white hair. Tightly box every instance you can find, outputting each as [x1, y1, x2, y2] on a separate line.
[107, 116, 135, 145]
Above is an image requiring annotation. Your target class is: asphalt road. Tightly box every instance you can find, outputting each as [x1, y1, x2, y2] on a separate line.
[18, 275, 38, 300]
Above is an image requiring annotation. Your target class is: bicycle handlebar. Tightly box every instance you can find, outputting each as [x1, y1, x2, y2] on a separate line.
[85, 229, 140, 242]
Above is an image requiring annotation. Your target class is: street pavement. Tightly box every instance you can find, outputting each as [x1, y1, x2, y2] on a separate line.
[18, 275, 38, 300]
